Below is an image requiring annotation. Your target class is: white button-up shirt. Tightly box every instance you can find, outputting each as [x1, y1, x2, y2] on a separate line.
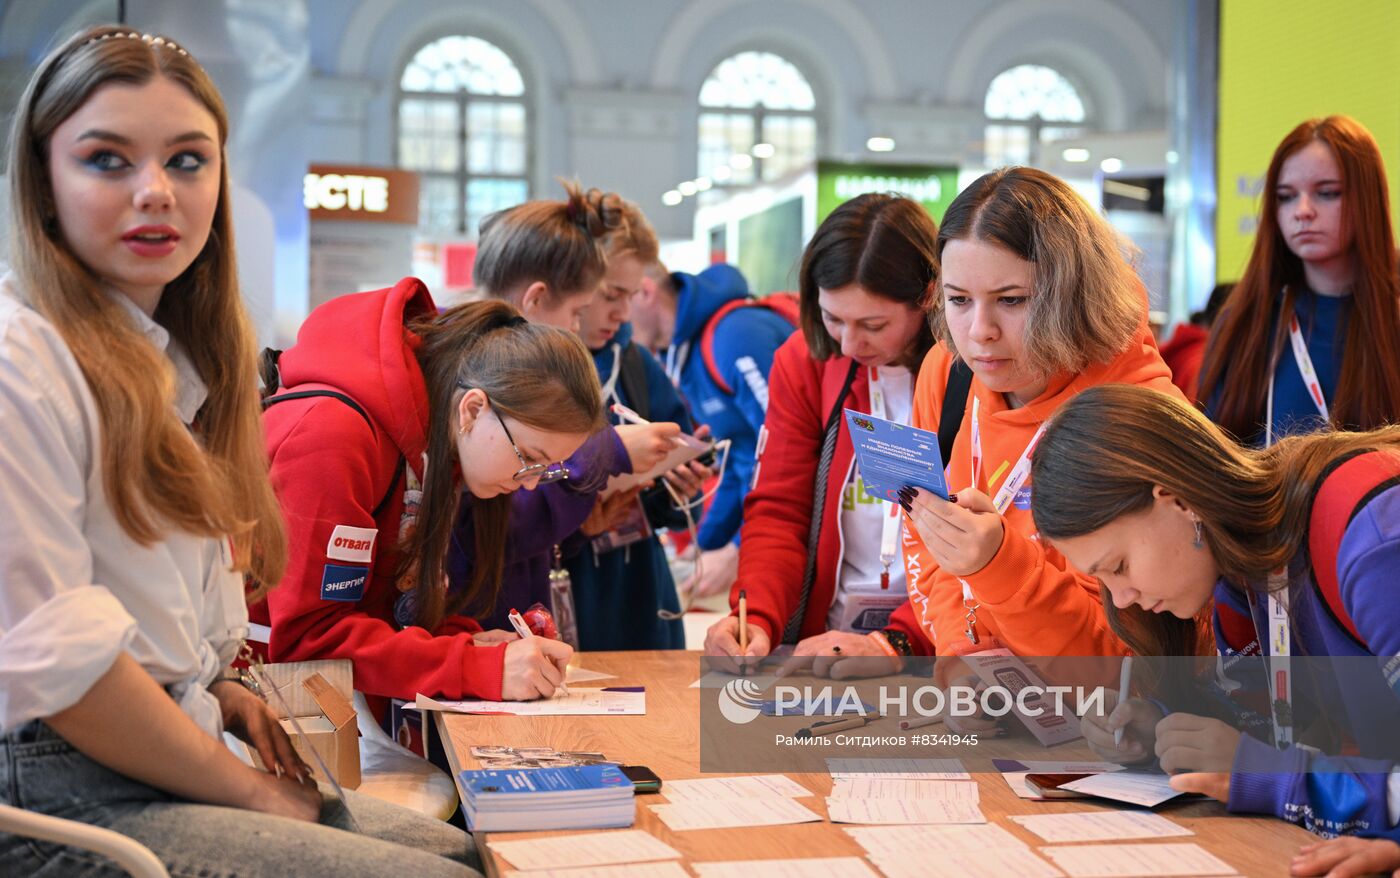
[0, 274, 246, 740]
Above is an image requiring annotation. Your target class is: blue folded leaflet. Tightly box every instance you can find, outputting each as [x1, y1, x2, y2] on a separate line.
[844, 409, 950, 502]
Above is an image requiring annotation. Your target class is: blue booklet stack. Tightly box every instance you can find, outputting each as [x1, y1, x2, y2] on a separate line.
[458, 764, 635, 832]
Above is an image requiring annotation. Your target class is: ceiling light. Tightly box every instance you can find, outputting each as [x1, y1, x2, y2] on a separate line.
[752, 143, 776, 159]
[662, 190, 683, 206]
[866, 136, 896, 152]
[678, 181, 698, 197]
[1100, 157, 1123, 173]
[694, 176, 713, 191]
[1062, 148, 1090, 163]
[730, 154, 753, 170]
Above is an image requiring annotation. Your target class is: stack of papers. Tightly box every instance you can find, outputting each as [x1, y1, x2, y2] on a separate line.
[489, 830, 682, 872]
[845, 824, 1065, 878]
[651, 774, 821, 831]
[1009, 811, 1192, 843]
[693, 859, 880, 877]
[459, 764, 634, 832]
[1041, 843, 1238, 877]
[1057, 771, 1186, 808]
[826, 757, 969, 780]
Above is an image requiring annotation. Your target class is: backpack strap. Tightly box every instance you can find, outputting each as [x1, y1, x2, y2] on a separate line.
[699, 294, 801, 395]
[263, 389, 406, 519]
[1307, 448, 1400, 650]
[938, 359, 974, 465]
[617, 342, 652, 422]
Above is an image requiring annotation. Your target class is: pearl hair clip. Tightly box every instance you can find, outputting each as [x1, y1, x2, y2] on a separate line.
[84, 30, 190, 57]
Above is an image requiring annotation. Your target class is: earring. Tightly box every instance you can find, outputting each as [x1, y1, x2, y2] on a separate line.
[458, 421, 469, 436]
[1192, 517, 1204, 550]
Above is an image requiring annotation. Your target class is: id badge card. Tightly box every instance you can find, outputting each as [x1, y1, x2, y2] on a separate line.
[963, 648, 1083, 747]
[589, 498, 652, 554]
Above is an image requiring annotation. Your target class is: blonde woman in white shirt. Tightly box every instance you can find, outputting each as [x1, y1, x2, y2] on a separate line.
[0, 25, 480, 877]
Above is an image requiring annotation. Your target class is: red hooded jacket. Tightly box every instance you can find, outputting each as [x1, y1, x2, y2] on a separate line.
[732, 332, 933, 653]
[250, 278, 506, 702]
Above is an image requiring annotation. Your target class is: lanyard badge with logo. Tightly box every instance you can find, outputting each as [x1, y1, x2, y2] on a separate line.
[959, 396, 1048, 645]
[868, 368, 905, 591]
[1264, 290, 1330, 448]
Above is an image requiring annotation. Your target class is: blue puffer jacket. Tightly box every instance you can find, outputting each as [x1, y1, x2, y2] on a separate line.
[665, 264, 794, 549]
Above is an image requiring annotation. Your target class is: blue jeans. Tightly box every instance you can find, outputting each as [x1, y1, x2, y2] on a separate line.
[0, 722, 482, 877]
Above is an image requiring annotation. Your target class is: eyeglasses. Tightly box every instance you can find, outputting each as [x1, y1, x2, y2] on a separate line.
[489, 399, 570, 485]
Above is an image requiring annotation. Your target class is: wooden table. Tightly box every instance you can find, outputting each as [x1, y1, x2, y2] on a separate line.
[436, 650, 1315, 876]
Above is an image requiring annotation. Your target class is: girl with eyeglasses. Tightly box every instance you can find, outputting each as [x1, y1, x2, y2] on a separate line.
[254, 286, 604, 706]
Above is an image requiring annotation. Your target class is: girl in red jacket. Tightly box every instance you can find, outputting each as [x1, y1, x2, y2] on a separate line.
[257, 291, 601, 704]
[704, 194, 937, 675]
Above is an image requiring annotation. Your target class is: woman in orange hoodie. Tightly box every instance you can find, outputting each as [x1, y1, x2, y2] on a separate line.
[901, 167, 1183, 688]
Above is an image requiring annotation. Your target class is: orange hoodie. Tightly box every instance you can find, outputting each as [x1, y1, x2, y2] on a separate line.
[903, 326, 1183, 664]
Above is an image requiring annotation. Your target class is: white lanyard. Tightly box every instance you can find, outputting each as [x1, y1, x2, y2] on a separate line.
[1264, 292, 1330, 447]
[599, 342, 623, 406]
[958, 396, 1049, 643]
[1250, 570, 1294, 748]
[869, 368, 904, 589]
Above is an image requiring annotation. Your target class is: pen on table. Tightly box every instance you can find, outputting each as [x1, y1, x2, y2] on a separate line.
[508, 608, 569, 696]
[796, 714, 878, 739]
[737, 589, 748, 674]
[1114, 655, 1132, 747]
[899, 715, 944, 731]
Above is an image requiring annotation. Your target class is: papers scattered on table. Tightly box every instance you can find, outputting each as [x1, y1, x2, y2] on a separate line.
[565, 666, 617, 684]
[660, 774, 812, 802]
[416, 688, 645, 716]
[829, 777, 980, 802]
[650, 797, 823, 831]
[1041, 843, 1238, 877]
[488, 830, 682, 872]
[868, 847, 1066, 878]
[458, 764, 634, 832]
[503, 865, 690, 878]
[844, 823, 1025, 855]
[692, 858, 881, 877]
[826, 797, 986, 825]
[1058, 771, 1185, 808]
[826, 757, 969, 780]
[1009, 811, 1192, 843]
[993, 760, 1124, 800]
[846, 825, 1064, 878]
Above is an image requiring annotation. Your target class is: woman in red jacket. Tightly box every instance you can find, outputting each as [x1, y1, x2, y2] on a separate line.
[255, 289, 602, 705]
[704, 194, 937, 673]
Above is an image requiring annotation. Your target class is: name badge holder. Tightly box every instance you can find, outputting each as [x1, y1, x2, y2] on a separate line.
[1264, 290, 1330, 447]
[868, 367, 905, 592]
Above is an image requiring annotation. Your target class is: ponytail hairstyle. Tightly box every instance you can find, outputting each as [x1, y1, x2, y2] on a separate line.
[595, 191, 659, 265]
[1199, 116, 1400, 441]
[928, 167, 1143, 376]
[474, 180, 622, 303]
[401, 300, 605, 630]
[798, 193, 938, 364]
[7, 25, 286, 595]
[1030, 383, 1400, 658]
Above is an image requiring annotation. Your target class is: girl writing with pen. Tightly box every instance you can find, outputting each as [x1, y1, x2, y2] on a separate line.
[1030, 384, 1400, 872]
[899, 168, 1182, 720]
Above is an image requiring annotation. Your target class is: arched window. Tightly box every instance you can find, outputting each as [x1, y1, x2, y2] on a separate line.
[698, 51, 816, 187]
[983, 64, 1086, 168]
[398, 35, 529, 236]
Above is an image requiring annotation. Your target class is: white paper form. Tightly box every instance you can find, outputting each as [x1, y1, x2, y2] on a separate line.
[565, 666, 617, 684]
[416, 688, 645, 716]
[649, 798, 823, 831]
[826, 757, 969, 780]
[692, 858, 881, 877]
[488, 830, 682, 872]
[1010, 811, 1193, 843]
[994, 760, 1125, 800]
[1042, 843, 1238, 877]
[869, 847, 1065, 878]
[1059, 771, 1183, 807]
[660, 775, 812, 802]
[503, 865, 690, 878]
[844, 823, 1026, 856]
[828, 777, 980, 801]
[826, 798, 986, 825]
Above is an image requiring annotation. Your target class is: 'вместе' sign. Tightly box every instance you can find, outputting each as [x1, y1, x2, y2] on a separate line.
[304, 164, 419, 225]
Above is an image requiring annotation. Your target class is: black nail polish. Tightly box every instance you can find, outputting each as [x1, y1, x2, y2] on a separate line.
[899, 499, 913, 513]
[947, 493, 958, 504]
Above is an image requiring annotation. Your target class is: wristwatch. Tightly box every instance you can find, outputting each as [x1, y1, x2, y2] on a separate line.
[877, 629, 915, 656]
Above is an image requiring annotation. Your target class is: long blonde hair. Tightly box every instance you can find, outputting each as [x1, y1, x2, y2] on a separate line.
[7, 25, 286, 594]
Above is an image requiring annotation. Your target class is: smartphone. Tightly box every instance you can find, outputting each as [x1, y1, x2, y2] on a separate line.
[1024, 772, 1093, 798]
[619, 764, 662, 793]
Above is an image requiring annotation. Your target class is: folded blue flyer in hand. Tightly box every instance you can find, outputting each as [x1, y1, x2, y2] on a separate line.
[844, 409, 949, 502]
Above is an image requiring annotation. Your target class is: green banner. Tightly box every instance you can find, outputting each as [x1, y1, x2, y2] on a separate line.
[816, 160, 959, 224]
